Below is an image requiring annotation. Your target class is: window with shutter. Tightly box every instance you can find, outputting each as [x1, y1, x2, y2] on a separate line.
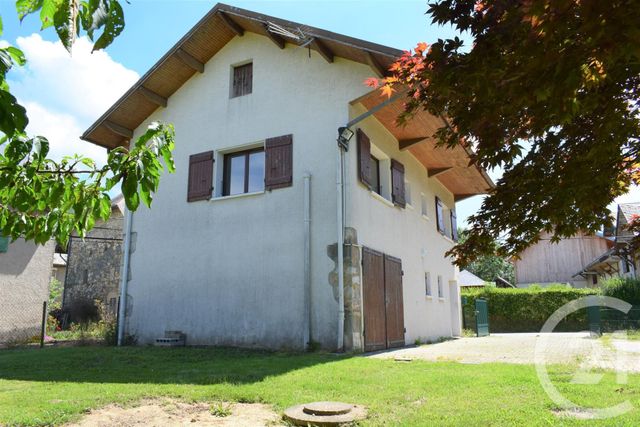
[357, 129, 372, 188]
[222, 147, 265, 196]
[187, 151, 214, 202]
[390, 159, 406, 208]
[231, 62, 252, 98]
[451, 210, 458, 241]
[264, 134, 293, 190]
[435, 196, 445, 234]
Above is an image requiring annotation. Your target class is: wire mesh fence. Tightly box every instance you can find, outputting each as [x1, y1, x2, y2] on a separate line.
[0, 298, 47, 347]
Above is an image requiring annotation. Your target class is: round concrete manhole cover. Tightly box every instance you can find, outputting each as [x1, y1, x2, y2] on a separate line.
[303, 401, 353, 416]
[284, 401, 367, 426]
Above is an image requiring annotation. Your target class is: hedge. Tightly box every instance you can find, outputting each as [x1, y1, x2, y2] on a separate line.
[601, 277, 640, 305]
[462, 285, 598, 333]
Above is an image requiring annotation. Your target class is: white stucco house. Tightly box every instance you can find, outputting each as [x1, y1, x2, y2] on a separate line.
[81, 4, 493, 351]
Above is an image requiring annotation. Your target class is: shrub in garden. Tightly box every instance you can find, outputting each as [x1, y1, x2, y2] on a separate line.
[601, 277, 640, 305]
[461, 285, 598, 332]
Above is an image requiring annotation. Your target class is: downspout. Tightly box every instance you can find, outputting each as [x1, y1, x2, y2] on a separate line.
[336, 147, 345, 352]
[117, 209, 133, 346]
[303, 173, 312, 350]
[335, 92, 402, 352]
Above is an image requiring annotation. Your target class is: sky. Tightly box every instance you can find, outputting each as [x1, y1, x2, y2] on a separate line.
[1, 0, 637, 224]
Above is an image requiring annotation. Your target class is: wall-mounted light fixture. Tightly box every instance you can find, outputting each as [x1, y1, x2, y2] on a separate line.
[337, 126, 354, 151]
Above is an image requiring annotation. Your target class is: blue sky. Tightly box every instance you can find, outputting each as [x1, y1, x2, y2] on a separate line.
[3, 1, 631, 223]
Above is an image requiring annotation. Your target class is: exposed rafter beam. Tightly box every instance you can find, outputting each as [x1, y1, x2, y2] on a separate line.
[139, 87, 168, 108]
[310, 38, 333, 63]
[428, 167, 453, 178]
[104, 120, 133, 139]
[263, 24, 285, 49]
[219, 11, 244, 36]
[399, 137, 429, 150]
[454, 193, 478, 202]
[176, 48, 204, 73]
[365, 51, 386, 78]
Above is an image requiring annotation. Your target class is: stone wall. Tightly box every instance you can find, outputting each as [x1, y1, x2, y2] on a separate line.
[63, 208, 123, 322]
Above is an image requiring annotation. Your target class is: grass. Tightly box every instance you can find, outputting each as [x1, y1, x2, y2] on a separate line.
[1, 346, 640, 426]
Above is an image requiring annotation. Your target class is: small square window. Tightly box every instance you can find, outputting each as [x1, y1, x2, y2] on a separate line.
[425, 272, 432, 296]
[231, 62, 252, 98]
[223, 148, 265, 196]
[437, 275, 444, 299]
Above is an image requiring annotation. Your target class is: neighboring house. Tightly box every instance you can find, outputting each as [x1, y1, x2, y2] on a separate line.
[52, 252, 67, 285]
[458, 270, 486, 288]
[514, 231, 613, 288]
[574, 203, 640, 282]
[80, 4, 492, 351]
[0, 237, 55, 344]
[62, 196, 124, 322]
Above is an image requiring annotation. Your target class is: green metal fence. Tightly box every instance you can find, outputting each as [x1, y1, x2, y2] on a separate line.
[589, 306, 640, 334]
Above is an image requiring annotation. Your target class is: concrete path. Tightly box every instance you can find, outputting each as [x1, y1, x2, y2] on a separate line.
[368, 333, 640, 372]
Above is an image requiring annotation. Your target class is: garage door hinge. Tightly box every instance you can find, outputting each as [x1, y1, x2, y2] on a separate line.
[404, 327, 406, 333]
[401, 270, 404, 276]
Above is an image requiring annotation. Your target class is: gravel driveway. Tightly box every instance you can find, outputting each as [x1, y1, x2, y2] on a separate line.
[368, 332, 640, 371]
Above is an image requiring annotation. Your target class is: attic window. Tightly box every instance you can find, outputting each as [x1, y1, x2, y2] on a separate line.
[231, 62, 252, 98]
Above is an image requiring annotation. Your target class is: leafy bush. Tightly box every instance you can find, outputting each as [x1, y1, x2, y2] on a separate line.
[601, 277, 640, 305]
[462, 286, 598, 332]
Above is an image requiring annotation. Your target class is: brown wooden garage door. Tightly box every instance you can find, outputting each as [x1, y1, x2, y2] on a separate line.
[362, 247, 405, 352]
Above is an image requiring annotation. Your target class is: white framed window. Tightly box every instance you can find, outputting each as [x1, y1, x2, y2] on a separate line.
[405, 180, 412, 206]
[437, 275, 444, 299]
[214, 141, 264, 198]
[369, 143, 392, 202]
[421, 193, 428, 218]
[425, 272, 432, 297]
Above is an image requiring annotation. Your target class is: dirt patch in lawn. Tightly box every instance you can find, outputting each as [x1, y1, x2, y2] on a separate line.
[66, 398, 283, 426]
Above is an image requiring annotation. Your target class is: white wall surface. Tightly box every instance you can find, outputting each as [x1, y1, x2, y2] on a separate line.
[346, 103, 461, 343]
[125, 33, 378, 349]
[0, 239, 54, 343]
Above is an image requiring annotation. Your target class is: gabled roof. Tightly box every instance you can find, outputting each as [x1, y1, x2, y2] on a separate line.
[81, 3, 402, 149]
[616, 202, 640, 243]
[459, 270, 486, 287]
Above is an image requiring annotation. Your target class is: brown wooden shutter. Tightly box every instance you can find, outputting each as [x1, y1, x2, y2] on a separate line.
[390, 159, 406, 208]
[187, 151, 214, 202]
[451, 210, 458, 241]
[357, 129, 372, 188]
[265, 134, 293, 190]
[435, 196, 445, 233]
[362, 247, 386, 352]
[232, 63, 253, 97]
[384, 254, 405, 349]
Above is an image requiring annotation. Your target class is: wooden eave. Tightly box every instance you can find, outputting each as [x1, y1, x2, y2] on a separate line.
[351, 89, 494, 199]
[81, 3, 401, 149]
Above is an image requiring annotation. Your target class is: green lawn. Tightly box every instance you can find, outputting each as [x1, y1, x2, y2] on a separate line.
[1, 346, 639, 426]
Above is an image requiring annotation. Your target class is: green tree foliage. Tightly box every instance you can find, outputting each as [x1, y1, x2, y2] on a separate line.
[457, 228, 514, 283]
[373, 0, 640, 266]
[1, 1, 175, 246]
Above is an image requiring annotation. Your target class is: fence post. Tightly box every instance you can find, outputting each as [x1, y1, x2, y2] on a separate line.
[40, 301, 47, 348]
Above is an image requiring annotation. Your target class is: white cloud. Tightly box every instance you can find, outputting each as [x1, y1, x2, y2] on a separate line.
[9, 33, 139, 122]
[5, 33, 139, 168]
[22, 101, 107, 166]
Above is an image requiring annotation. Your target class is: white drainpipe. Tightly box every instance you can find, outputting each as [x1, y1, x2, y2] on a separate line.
[117, 209, 133, 346]
[303, 173, 312, 350]
[336, 147, 345, 352]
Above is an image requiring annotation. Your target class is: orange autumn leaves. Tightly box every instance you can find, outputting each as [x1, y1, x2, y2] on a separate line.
[363, 42, 433, 100]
